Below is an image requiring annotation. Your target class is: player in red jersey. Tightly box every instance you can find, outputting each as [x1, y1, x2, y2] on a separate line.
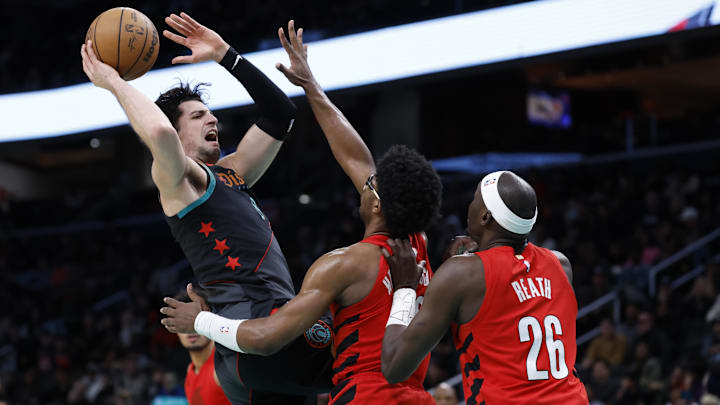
[160, 21, 442, 404]
[175, 291, 231, 405]
[381, 171, 589, 405]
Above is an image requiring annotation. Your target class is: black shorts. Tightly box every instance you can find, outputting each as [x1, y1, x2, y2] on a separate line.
[214, 314, 334, 403]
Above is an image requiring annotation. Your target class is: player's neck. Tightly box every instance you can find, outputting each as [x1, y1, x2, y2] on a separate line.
[189, 341, 214, 373]
[476, 233, 527, 254]
[363, 219, 389, 239]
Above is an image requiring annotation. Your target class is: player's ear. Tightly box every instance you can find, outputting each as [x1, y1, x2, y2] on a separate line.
[372, 200, 382, 215]
[480, 210, 492, 226]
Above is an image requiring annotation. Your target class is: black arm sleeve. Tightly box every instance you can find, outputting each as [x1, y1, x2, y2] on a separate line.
[219, 47, 296, 140]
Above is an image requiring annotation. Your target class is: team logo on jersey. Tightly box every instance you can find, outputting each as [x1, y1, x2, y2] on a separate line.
[484, 177, 497, 186]
[304, 319, 332, 349]
[219, 326, 230, 334]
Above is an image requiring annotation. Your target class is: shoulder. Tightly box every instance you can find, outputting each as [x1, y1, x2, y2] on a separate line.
[434, 253, 484, 288]
[550, 249, 573, 285]
[310, 242, 380, 278]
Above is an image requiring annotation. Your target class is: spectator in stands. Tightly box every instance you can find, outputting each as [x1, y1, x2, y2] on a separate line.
[587, 360, 620, 404]
[627, 341, 663, 403]
[631, 311, 670, 367]
[614, 374, 642, 405]
[582, 318, 627, 369]
[150, 370, 187, 405]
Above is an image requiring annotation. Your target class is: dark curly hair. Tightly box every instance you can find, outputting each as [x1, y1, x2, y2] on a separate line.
[155, 82, 210, 129]
[375, 145, 442, 238]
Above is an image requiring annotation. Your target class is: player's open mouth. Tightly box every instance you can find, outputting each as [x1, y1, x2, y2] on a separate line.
[205, 129, 218, 142]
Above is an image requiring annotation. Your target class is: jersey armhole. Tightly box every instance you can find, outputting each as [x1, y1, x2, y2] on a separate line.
[177, 162, 217, 219]
[456, 253, 493, 328]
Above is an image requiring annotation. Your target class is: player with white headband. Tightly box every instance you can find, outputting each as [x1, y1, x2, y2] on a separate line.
[380, 170, 589, 405]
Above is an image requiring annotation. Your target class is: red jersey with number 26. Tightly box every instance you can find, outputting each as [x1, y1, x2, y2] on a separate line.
[452, 243, 588, 405]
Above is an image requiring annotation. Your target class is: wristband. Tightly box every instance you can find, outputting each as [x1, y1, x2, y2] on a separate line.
[386, 288, 417, 327]
[194, 311, 247, 353]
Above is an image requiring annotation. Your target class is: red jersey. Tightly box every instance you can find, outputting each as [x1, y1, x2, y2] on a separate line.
[184, 346, 231, 405]
[328, 233, 434, 404]
[452, 244, 588, 405]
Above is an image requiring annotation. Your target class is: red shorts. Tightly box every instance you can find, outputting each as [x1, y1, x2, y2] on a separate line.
[329, 373, 433, 405]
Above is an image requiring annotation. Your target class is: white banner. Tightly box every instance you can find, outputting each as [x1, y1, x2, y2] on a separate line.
[1, 0, 718, 141]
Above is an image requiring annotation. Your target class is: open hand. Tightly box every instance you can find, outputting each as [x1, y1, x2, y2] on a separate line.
[163, 12, 229, 64]
[276, 20, 315, 88]
[160, 283, 209, 333]
[81, 40, 121, 91]
[382, 239, 425, 290]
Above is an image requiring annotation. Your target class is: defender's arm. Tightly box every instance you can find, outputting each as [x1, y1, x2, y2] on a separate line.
[277, 21, 375, 192]
[161, 249, 355, 355]
[381, 256, 478, 383]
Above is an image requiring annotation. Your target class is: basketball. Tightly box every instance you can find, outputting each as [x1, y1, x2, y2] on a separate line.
[85, 7, 159, 81]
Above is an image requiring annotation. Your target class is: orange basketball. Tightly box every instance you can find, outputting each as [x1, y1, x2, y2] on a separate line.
[85, 7, 159, 81]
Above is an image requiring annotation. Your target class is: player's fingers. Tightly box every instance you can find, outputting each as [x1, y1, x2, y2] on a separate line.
[278, 28, 294, 55]
[303, 44, 308, 57]
[179, 12, 202, 29]
[85, 40, 99, 63]
[187, 283, 201, 303]
[288, 20, 298, 48]
[275, 63, 288, 74]
[160, 306, 176, 317]
[80, 44, 89, 64]
[81, 57, 93, 80]
[171, 55, 193, 64]
[163, 297, 181, 308]
[404, 240, 415, 256]
[166, 15, 192, 36]
[386, 238, 397, 253]
[161, 318, 175, 330]
[297, 27, 304, 47]
[381, 247, 391, 260]
[163, 29, 187, 46]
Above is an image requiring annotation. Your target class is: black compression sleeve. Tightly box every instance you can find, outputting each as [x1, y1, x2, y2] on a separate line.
[219, 47, 296, 140]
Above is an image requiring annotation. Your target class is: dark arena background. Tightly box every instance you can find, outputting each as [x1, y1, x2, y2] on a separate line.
[2, 1, 720, 404]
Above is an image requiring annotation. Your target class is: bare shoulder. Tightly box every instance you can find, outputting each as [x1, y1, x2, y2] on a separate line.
[434, 253, 484, 287]
[550, 250, 573, 285]
[313, 242, 380, 275]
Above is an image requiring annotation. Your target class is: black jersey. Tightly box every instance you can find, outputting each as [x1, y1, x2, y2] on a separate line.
[165, 162, 295, 319]
[164, 162, 333, 398]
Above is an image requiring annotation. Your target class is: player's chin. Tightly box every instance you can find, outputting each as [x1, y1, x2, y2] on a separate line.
[202, 145, 221, 164]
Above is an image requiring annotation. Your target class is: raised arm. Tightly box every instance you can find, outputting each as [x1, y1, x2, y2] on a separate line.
[276, 20, 375, 193]
[161, 248, 357, 355]
[81, 41, 189, 191]
[164, 12, 296, 187]
[381, 250, 479, 384]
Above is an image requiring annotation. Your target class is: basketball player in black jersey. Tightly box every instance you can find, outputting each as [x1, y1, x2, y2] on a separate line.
[81, 12, 332, 405]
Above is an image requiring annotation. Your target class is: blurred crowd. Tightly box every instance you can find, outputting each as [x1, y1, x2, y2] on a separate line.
[1, 155, 718, 404]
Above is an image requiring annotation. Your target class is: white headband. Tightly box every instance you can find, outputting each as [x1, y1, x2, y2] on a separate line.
[480, 171, 537, 235]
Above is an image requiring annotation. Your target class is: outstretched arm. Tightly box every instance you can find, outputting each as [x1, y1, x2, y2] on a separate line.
[161, 249, 355, 355]
[164, 13, 296, 187]
[276, 20, 375, 193]
[381, 251, 477, 384]
[81, 41, 189, 192]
